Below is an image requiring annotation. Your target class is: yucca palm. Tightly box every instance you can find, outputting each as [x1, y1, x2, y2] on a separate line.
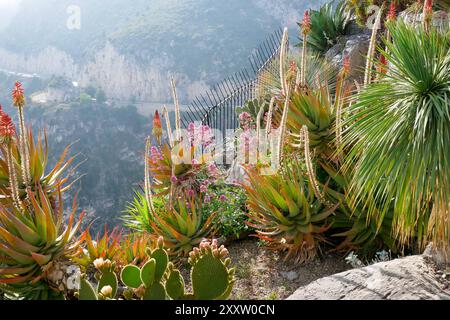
[342, 21, 450, 249]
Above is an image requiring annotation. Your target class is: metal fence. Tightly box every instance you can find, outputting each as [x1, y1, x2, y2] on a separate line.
[181, 28, 284, 163]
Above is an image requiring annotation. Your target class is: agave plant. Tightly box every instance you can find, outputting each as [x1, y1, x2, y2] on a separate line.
[287, 84, 337, 159]
[243, 158, 338, 263]
[300, 1, 350, 54]
[0, 187, 85, 299]
[150, 196, 217, 256]
[342, 21, 449, 249]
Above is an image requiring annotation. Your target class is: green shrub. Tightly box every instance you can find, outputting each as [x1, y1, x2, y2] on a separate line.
[203, 183, 251, 239]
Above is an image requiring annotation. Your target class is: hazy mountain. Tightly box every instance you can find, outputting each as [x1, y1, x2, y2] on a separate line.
[0, 0, 325, 102]
[0, 0, 327, 229]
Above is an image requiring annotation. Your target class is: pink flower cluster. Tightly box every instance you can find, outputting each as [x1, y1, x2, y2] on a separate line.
[187, 123, 215, 148]
[149, 146, 164, 165]
[239, 129, 259, 160]
[239, 112, 255, 131]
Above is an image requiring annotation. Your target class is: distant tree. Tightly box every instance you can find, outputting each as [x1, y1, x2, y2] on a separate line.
[80, 93, 92, 105]
[85, 86, 97, 97]
[95, 89, 107, 104]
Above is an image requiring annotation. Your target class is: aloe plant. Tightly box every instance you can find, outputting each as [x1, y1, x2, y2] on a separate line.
[243, 158, 338, 263]
[150, 196, 217, 256]
[0, 187, 85, 299]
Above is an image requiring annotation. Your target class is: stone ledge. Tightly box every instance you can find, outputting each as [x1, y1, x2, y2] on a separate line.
[287, 254, 450, 300]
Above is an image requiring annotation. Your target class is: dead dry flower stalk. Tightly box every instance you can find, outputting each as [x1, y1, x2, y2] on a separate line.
[5, 145, 22, 210]
[256, 104, 265, 163]
[279, 28, 289, 97]
[364, 5, 384, 86]
[302, 125, 328, 205]
[170, 77, 182, 142]
[144, 136, 154, 212]
[275, 87, 291, 169]
[162, 105, 173, 148]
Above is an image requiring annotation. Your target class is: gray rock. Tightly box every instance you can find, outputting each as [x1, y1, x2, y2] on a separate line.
[325, 34, 370, 84]
[280, 271, 299, 281]
[287, 255, 450, 300]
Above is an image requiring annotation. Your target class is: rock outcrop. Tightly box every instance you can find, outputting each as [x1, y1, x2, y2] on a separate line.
[287, 254, 450, 300]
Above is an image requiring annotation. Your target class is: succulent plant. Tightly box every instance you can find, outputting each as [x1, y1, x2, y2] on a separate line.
[319, 161, 399, 256]
[0, 187, 85, 299]
[119, 238, 234, 300]
[148, 143, 216, 197]
[73, 226, 122, 268]
[150, 196, 217, 256]
[235, 96, 272, 125]
[0, 130, 79, 202]
[116, 233, 154, 267]
[78, 259, 118, 300]
[288, 85, 337, 159]
[243, 158, 338, 263]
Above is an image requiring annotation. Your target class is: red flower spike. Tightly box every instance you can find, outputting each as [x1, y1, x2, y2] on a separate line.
[387, 2, 397, 22]
[342, 55, 350, 77]
[152, 110, 163, 143]
[12, 81, 25, 108]
[301, 10, 311, 35]
[377, 55, 388, 75]
[423, 0, 433, 17]
[0, 112, 16, 140]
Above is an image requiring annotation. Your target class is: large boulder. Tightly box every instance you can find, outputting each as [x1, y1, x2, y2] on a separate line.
[324, 21, 370, 84]
[287, 254, 450, 300]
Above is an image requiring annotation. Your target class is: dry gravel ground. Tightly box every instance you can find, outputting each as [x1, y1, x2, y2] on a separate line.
[180, 239, 350, 300]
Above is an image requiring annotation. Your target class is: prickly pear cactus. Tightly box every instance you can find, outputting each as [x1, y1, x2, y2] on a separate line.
[120, 237, 169, 300]
[189, 239, 235, 300]
[77, 237, 235, 300]
[78, 259, 118, 300]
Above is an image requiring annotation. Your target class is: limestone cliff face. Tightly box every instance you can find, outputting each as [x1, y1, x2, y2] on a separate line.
[0, 43, 185, 102]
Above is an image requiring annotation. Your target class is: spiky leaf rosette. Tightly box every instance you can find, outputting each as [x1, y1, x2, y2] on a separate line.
[117, 233, 154, 267]
[287, 84, 337, 159]
[0, 187, 85, 299]
[243, 158, 338, 263]
[188, 239, 235, 300]
[236, 96, 272, 124]
[150, 196, 217, 256]
[148, 143, 215, 197]
[0, 129, 79, 201]
[320, 161, 398, 256]
[73, 226, 122, 268]
[342, 22, 450, 249]
[121, 191, 167, 233]
[299, 1, 350, 54]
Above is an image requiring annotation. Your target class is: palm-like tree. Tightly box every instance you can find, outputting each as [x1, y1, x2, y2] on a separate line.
[342, 21, 450, 249]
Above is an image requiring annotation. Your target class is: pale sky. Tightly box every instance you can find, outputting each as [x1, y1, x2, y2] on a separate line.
[0, 0, 19, 8]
